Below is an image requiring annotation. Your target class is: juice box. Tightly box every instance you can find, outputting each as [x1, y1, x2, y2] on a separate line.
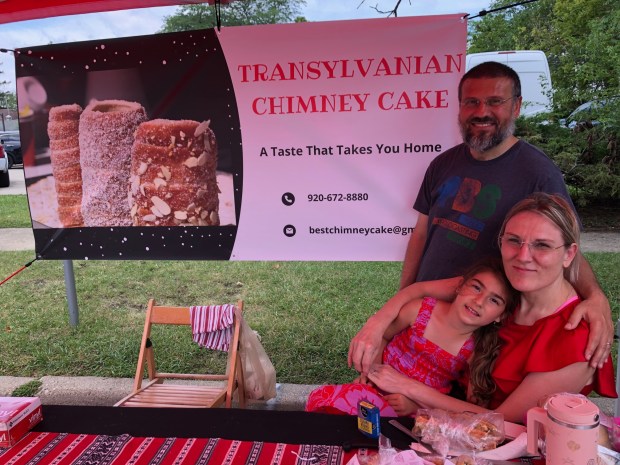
[357, 400, 380, 439]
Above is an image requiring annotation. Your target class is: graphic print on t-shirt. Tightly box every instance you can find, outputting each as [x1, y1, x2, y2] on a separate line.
[433, 175, 501, 250]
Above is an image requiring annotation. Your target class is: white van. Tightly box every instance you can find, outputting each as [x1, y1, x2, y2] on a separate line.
[465, 50, 552, 117]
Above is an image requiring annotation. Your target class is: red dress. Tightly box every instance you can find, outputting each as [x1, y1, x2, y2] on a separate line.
[490, 296, 617, 409]
[306, 297, 474, 416]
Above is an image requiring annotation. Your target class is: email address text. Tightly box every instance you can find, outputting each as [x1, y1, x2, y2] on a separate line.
[309, 225, 414, 236]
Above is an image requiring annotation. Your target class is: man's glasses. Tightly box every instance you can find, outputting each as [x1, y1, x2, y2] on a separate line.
[499, 235, 567, 256]
[460, 96, 516, 109]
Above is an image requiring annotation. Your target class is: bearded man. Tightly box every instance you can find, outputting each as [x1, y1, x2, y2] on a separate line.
[354, 61, 613, 372]
[400, 61, 570, 285]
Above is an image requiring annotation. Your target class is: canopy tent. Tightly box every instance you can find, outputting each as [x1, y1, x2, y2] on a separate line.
[0, 0, 234, 25]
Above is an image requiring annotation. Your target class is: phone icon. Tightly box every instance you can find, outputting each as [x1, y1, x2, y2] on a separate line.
[282, 192, 295, 206]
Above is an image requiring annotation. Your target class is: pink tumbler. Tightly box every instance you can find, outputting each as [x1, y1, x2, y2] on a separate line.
[527, 393, 599, 465]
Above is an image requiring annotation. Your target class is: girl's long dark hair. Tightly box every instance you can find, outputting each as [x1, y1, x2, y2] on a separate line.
[460, 257, 519, 407]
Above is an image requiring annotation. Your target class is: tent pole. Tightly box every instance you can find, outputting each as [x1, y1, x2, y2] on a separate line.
[614, 320, 620, 417]
[63, 260, 79, 326]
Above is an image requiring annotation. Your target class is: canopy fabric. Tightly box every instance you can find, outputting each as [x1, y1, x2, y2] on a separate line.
[0, 0, 234, 25]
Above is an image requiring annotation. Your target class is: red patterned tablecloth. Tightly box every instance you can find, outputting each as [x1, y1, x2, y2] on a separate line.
[0, 432, 353, 465]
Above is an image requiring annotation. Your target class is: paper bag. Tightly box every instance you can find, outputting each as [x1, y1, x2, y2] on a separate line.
[239, 318, 277, 400]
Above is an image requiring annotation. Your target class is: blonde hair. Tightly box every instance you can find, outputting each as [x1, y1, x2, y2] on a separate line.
[498, 192, 580, 283]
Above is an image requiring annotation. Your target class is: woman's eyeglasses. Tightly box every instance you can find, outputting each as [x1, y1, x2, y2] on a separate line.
[499, 235, 567, 256]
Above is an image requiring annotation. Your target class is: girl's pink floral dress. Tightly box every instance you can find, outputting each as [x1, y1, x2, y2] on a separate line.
[306, 297, 474, 416]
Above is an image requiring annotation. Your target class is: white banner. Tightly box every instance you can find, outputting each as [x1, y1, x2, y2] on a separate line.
[18, 15, 466, 261]
[220, 16, 465, 260]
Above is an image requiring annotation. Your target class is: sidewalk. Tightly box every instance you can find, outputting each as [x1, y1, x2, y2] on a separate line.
[0, 375, 317, 411]
[2, 227, 619, 252]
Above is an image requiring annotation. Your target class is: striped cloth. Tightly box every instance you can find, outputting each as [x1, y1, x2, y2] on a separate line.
[0, 432, 350, 465]
[189, 305, 235, 351]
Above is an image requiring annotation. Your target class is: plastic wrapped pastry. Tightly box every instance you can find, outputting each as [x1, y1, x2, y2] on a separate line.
[412, 409, 505, 457]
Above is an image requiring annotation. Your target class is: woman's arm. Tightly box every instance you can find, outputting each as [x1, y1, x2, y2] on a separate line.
[348, 277, 461, 375]
[368, 362, 595, 424]
[492, 362, 594, 423]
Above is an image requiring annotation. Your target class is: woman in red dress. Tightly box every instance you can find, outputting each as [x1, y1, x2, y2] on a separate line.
[364, 193, 616, 423]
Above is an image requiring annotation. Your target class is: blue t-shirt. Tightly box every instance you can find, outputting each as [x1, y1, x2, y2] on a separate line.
[413, 140, 576, 282]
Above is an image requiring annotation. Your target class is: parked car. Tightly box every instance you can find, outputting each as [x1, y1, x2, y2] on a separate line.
[0, 143, 9, 187]
[0, 131, 22, 168]
[559, 97, 619, 131]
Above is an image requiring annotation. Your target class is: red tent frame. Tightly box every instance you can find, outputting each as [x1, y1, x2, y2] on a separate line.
[0, 0, 233, 25]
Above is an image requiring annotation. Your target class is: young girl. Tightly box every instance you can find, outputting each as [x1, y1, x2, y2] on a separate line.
[305, 258, 519, 417]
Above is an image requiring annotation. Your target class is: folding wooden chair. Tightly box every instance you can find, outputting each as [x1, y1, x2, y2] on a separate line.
[115, 299, 246, 408]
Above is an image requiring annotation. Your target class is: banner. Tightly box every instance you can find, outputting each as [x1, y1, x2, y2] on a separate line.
[17, 15, 466, 260]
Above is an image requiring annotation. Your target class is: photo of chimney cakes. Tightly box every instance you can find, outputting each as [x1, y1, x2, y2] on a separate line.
[37, 99, 222, 228]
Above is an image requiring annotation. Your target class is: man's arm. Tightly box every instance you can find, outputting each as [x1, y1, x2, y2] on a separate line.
[348, 276, 461, 374]
[566, 252, 613, 368]
[399, 213, 428, 290]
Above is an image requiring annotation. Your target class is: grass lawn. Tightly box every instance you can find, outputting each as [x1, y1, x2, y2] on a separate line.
[0, 251, 403, 384]
[1, 250, 619, 385]
[0, 195, 32, 228]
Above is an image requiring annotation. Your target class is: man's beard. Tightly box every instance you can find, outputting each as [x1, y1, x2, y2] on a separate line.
[460, 116, 515, 153]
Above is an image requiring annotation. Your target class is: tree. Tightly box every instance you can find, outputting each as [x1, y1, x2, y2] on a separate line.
[160, 0, 306, 32]
[0, 57, 9, 91]
[468, 0, 620, 206]
[0, 92, 16, 110]
[467, 0, 619, 113]
[0, 59, 15, 112]
[467, 0, 555, 53]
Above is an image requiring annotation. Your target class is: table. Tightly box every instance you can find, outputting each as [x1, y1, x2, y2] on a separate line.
[0, 405, 416, 465]
[2, 406, 541, 464]
[34, 405, 410, 445]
